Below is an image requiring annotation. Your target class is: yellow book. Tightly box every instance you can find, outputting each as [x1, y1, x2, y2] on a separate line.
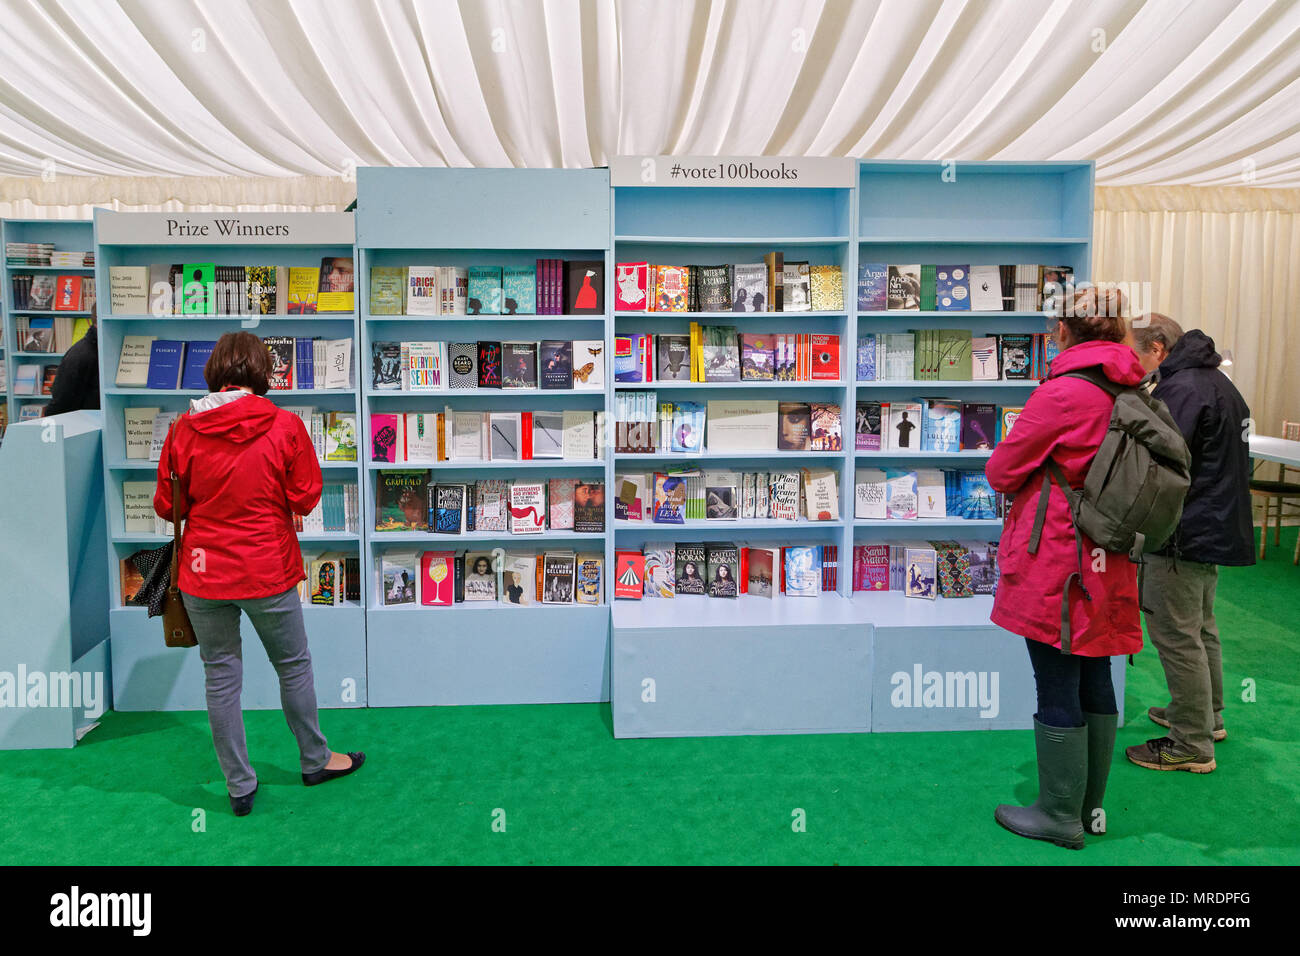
[287, 267, 319, 314]
[690, 321, 700, 382]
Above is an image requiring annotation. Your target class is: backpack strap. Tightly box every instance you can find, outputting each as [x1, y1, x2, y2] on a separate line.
[1026, 457, 1093, 655]
[1059, 366, 1123, 398]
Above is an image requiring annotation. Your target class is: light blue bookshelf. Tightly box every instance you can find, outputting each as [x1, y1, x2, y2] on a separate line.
[355, 167, 613, 707]
[0, 219, 95, 436]
[91, 210, 366, 711]
[609, 158, 1122, 738]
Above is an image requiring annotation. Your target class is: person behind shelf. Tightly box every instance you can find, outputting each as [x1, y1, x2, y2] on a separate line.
[984, 286, 1141, 850]
[42, 315, 100, 416]
[153, 331, 364, 817]
[1127, 315, 1254, 774]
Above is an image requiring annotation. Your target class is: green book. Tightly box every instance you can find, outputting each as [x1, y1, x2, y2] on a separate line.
[937, 329, 973, 381]
[369, 267, 406, 315]
[920, 264, 937, 312]
[181, 262, 215, 315]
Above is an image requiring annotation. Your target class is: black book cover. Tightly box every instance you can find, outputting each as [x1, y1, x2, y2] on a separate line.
[699, 265, 732, 313]
[454, 554, 465, 603]
[656, 335, 691, 381]
[565, 260, 604, 314]
[539, 339, 574, 390]
[706, 544, 739, 598]
[371, 342, 403, 389]
[429, 483, 466, 534]
[675, 544, 707, 595]
[477, 341, 502, 388]
[502, 341, 537, 389]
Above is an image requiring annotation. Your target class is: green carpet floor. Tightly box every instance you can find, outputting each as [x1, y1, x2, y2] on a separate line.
[3, 530, 1298, 866]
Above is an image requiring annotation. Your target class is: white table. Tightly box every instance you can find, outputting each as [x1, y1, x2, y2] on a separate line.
[1249, 435, 1300, 468]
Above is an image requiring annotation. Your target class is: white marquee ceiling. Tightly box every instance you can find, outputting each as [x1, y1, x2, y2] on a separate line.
[1, 0, 1299, 195]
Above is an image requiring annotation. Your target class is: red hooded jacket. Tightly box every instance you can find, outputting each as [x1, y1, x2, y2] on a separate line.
[985, 339, 1145, 657]
[153, 391, 322, 600]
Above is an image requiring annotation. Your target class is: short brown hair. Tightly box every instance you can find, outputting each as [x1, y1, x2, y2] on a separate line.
[1059, 286, 1128, 344]
[1131, 313, 1184, 355]
[204, 331, 272, 395]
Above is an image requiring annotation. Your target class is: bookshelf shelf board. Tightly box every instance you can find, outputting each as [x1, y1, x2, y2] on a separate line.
[364, 313, 605, 323]
[104, 387, 356, 397]
[112, 531, 360, 544]
[5, 265, 96, 272]
[614, 449, 843, 461]
[614, 591, 862, 630]
[108, 459, 368, 471]
[367, 459, 602, 471]
[297, 532, 361, 542]
[113, 600, 365, 612]
[14, 394, 51, 400]
[103, 313, 357, 323]
[9, 310, 93, 316]
[614, 380, 846, 389]
[850, 591, 997, 629]
[852, 518, 1003, 527]
[369, 529, 606, 545]
[858, 310, 1050, 319]
[856, 236, 1089, 245]
[615, 236, 851, 246]
[614, 518, 844, 532]
[854, 449, 992, 459]
[855, 379, 1039, 389]
[13, 351, 65, 359]
[364, 388, 597, 399]
[371, 601, 608, 612]
[614, 310, 848, 319]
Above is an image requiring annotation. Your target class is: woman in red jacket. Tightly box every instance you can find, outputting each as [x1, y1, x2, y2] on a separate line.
[986, 288, 1142, 850]
[154, 332, 364, 817]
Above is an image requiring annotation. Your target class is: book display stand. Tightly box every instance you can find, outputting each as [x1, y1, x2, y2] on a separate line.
[0, 411, 111, 748]
[92, 211, 367, 710]
[356, 168, 613, 706]
[4, 159, 1125, 735]
[609, 159, 1125, 737]
[0, 219, 95, 438]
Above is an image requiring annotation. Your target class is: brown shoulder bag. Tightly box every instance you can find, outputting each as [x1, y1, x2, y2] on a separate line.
[163, 471, 198, 648]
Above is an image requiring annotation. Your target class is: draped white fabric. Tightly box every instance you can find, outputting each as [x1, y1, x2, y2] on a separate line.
[3, 0, 1300, 207]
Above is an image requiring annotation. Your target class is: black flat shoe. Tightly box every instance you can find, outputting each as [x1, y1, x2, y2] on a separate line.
[303, 751, 366, 787]
[230, 784, 258, 817]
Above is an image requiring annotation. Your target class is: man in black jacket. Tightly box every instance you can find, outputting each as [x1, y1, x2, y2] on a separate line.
[43, 322, 100, 416]
[1126, 316, 1255, 774]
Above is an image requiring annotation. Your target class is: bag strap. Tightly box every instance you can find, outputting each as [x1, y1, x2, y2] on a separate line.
[169, 470, 183, 594]
[1026, 457, 1092, 654]
[1059, 366, 1123, 398]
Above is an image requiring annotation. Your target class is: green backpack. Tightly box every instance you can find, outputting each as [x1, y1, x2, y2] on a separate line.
[1027, 366, 1192, 652]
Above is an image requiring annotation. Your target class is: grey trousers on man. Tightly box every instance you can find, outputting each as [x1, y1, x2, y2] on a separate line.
[183, 586, 331, 797]
[1143, 555, 1223, 760]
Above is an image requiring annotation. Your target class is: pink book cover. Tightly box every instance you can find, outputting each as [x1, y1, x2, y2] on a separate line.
[854, 544, 890, 592]
[370, 413, 400, 463]
[615, 262, 650, 312]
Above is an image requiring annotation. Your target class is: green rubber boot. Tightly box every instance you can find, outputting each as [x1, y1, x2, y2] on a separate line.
[995, 719, 1087, 850]
[1081, 712, 1118, 835]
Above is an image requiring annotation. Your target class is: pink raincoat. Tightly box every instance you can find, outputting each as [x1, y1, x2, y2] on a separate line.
[986, 339, 1145, 656]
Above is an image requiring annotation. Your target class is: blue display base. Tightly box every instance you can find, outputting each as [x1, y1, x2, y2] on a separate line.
[365, 604, 611, 706]
[109, 606, 367, 711]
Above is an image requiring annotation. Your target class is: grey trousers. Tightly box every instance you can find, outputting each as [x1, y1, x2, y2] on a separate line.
[1143, 555, 1223, 760]
[182, 586, 330, 797]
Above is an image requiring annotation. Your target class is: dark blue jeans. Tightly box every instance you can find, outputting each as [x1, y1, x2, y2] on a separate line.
[1025, 638, 1117, 728]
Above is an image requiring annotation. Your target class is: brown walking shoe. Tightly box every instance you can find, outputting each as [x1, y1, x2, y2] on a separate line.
[1148, 705, 1226, 742]
[1126, 736, 1216, 773]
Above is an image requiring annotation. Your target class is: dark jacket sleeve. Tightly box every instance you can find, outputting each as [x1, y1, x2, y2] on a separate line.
[43, 332, 101, 416]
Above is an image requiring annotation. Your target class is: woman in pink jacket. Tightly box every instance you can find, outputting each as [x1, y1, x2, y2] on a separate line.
[986, 288, 1143, 850]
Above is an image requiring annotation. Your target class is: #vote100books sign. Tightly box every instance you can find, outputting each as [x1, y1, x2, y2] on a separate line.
[611, 155, 856, 188]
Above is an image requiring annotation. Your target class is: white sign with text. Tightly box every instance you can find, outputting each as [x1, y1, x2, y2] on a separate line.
[611, 155, 855, 188]
[96, 212, 355, 245]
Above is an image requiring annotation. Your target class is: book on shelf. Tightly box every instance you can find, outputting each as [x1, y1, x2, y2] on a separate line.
[502, 342, 537, 389]
[731, 263, 766, 312]
[706, 544, 739, 598]
[566, 261, 604, 314]
[858, 262, 888, 311]
[615, 262, 650, 312]
[571, 340, 604, 390]
[808, 265, 843, 311]
[935, 265, 970, 311]
[706, 399, 778, 452]
[887, 265, 920, 310]
[542, 551, 577, 604]
[502, 265, 536, 315]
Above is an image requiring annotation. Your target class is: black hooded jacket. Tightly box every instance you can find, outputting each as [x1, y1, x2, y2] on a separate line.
[1152, 330, 1255, 566]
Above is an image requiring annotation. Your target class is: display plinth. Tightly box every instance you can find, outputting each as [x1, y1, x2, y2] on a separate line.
[0, 411, 111, 748]
[366, 604, 610, 707]
[612, 595, 871, 738]
[109, 606, 366, 711]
